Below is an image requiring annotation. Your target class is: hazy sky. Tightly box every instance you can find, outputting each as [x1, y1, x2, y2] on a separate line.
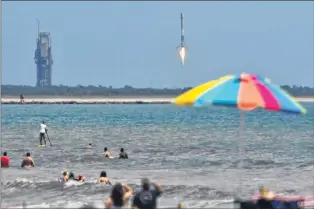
[2, 2, 314, 87]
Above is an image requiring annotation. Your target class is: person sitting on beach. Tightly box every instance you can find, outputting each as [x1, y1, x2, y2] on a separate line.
[1, 152, 10, 168]
[98, 171, 111, 185]
[21, 152, 35, 168]
[119, 148, 128, 159]
[104, 147, 113, 158]
[105, 183, 133, 209]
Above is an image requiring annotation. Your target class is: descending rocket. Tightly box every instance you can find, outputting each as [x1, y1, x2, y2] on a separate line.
[177, 13, 186, 67]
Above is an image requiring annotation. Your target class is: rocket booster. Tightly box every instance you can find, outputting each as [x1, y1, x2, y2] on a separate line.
[180, 13, 185, 46]
[177, 12, 186, 67]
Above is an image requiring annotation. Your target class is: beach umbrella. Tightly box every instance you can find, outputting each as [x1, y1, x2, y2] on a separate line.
[174, 72, 307, 195]
[175, 73, 307, 133]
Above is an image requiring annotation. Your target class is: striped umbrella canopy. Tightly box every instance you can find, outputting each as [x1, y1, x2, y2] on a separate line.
[174, 73, 307, 114]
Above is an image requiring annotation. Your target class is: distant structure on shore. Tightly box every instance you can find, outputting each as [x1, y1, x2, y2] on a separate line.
[34, 19, 53, 87]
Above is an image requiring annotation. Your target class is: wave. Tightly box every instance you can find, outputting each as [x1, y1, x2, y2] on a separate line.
[3, 178, 232, 198]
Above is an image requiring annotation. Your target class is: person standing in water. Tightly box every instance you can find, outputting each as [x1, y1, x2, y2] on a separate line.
[39, 121, 47, 146]
[21, 152, 35, 168]
[132, 178, 163, 209]
[119, 148, 128, 159]
[104, 147, 113, 158]
[98, 171, 111, 185]
[1, 152, 10, 168]
[105, 183, 133, 209]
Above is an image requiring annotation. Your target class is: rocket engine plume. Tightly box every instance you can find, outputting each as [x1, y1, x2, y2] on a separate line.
[177, 13, 186, 67]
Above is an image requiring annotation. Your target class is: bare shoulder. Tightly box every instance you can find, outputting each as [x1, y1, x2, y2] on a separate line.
[105, 197, 112, 205]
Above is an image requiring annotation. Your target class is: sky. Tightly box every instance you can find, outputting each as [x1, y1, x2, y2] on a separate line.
[2, 1, 314, 88]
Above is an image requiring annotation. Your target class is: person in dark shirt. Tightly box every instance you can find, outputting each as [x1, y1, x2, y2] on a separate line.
[132, 178, 163, 209]
[119, 148, 128, 159]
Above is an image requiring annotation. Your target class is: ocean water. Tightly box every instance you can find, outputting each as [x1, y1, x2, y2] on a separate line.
[1, 103, 314, 208]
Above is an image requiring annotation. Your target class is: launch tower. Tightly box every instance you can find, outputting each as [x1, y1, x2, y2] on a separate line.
[34, 19, 53, 87]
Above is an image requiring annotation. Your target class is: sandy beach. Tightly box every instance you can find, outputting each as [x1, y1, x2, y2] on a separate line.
[1, 96, 313, 104]
[1, 96, 174, 104]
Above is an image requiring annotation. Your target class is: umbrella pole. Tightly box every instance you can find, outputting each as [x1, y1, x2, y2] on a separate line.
[238, 111, 245, 197]
[239, 111, 244, 137]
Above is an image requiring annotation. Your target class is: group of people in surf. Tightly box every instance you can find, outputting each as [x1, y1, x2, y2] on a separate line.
[59, 170, 111, 184]
[39, 122, 129, 159]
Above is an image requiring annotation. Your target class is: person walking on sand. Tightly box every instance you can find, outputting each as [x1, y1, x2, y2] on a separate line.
[39, 121, 47, 146]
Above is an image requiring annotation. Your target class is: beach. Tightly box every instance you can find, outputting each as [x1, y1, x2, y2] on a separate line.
[1, 96, 313, 104]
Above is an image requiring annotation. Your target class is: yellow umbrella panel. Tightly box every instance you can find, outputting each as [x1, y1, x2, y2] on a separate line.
[174, 75, 234, 106]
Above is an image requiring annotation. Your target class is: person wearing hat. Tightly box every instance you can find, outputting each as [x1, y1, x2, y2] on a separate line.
[132, 178, 163, 209]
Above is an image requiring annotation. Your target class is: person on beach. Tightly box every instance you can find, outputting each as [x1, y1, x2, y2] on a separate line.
[21, 152, 35, 168]
[1, 152, 10, 168]
[104, 147, 113, 158]
[98, 171, 111, 185]
[132, 178, 163, 209]
[105, 183, 133, 209]
[119, 148, 128, 159]
[39, 121, 47, 146]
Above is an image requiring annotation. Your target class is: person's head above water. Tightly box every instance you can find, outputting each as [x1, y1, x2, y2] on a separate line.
[141, 178, 150, 191]
[120, 148, 124, 152]
[100, 171, 107, 177]
[110, 183, 124, 207]
[42, 121, 45, 124]
[88, 143, 92, 146]
[3, 152, 7, 156]
[26, 152, 31, 157]
[63, 171, 68, 176]
[69, 172, 75, 178]
[104, 147, 108, 152]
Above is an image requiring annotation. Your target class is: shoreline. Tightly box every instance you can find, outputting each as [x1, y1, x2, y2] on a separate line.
[1, 97, 173, 104]
[1, 97, 313, 104]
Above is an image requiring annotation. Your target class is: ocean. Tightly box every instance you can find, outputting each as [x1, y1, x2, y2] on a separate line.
[1, 103, 314, 208]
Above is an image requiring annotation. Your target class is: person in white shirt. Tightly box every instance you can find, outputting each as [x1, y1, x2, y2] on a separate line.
[39, 121, 47, 146]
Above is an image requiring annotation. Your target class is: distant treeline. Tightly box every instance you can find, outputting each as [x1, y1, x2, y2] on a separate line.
[1, 85, 314, 97]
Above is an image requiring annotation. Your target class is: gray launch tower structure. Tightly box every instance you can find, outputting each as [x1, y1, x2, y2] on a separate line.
[34, 19, 53, 87]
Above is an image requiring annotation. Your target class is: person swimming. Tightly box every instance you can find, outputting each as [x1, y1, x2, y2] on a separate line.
[87, 143, 93, 148]
[68, 172, 85, 182]
[60, 171, 69, 182]
[21, 152, 35, 168]
[104, 147, 112, 158]
[98, 171, 111, 185]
